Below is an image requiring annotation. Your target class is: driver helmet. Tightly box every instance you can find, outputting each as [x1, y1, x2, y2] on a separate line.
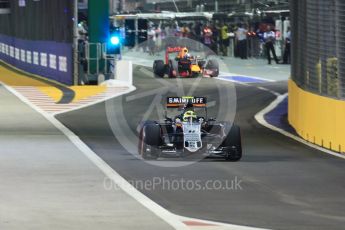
[184, 53, 191, 59]
[183, 110, 197, 122]
[180, 47, 188, 58]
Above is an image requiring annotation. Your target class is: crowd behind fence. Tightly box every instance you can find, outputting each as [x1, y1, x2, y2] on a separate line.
[123, 20, 286, 61]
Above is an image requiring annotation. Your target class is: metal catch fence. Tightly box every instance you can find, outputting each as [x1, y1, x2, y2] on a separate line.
[291, 0, 345, 99]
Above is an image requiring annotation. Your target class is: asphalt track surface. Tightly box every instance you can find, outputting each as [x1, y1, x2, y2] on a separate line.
[57, 65, 345, 230]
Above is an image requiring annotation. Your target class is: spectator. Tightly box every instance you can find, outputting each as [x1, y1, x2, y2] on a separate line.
[202, 24, 213, 49]
[182, 23, 190, 38]
[263, 25, 279, 64]
[147, 26, 156, 56]
[188, 23, 195, 39]
[236, 23, 248, 59]
[220, 22, 230, 56]
[165, 23, 173, 37]
[165, 23, 175, 47]
[155, 25, 162, 53]
[174, 22, 182, 37]
[194, 22, 202, 42]
[77, 21, 88, 41]
[256, 27, 266, 57]
[193, 22, 203, 51]
[210, 23, 219, 54]
[282, 26, 291, 64]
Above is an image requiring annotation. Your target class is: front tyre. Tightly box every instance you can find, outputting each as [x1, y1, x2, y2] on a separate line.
[138, 122, 161, 160]
[222, 124, 242, 161]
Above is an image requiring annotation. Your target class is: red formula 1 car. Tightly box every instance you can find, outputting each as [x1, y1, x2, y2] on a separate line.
[153, 47, 219, 78]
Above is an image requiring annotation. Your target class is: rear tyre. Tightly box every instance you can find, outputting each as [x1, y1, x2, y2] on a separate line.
[222, 124, 242, 161]
[138, 121, 161, 160]
[153, 60, 165, 78]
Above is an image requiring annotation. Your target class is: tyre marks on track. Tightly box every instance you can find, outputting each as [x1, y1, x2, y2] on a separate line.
[12, 86, 129, 115]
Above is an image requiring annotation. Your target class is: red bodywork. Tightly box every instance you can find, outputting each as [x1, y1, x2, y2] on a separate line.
[179, 71, 190, 77]
[164, 46, 196, 78]
[165, 47, 183, 64]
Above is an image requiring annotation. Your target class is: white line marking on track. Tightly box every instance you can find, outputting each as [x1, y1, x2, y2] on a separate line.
[254, 94, 345, 160]
[219, 71, 275, 83]
[215, 76, 250, 86]
[256, 86, 281, 97]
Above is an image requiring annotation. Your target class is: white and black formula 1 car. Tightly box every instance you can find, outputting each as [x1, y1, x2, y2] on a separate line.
[138, 97, 242, 161]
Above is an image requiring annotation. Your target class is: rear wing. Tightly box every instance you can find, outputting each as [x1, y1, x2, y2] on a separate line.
[166, 47, 183, 53]
[166, 97, 207, 108]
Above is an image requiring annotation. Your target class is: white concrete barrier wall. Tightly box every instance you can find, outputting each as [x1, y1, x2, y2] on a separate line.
[116, 60, 133, 86]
